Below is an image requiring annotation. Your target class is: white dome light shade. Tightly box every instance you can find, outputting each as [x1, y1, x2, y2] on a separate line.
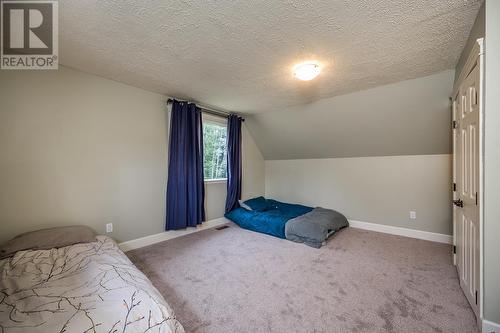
[293, 61, 321, 81]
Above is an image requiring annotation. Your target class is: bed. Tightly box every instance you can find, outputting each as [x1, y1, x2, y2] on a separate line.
[0, 227, 184, 333]
[225, 197, 348, 248]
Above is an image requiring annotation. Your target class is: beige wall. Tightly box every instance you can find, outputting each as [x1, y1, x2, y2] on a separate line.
[246, 70, 454, 160]
[242, 124, 265, 199]
[0, 66, 264, 244]
[203, 123, 265, 220]
[204, 181, 227, 221]
[265, 154, 452, 235]
[0, 66, 168, 243]
[484, 0, 500, 325]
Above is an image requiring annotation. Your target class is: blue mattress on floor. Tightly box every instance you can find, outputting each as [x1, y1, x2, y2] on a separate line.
[224, 199, 313, 239]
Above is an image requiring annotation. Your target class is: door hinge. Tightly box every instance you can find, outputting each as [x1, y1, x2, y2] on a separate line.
[452, 120, 457, 129]
[475, 290, 478, 305]
[476, 192, 478, 205]
[453, 245, 456, 254]
[453, 183, 457, 192]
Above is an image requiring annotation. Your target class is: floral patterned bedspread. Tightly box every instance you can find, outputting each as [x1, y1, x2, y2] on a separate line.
[0, 236, 184, 333]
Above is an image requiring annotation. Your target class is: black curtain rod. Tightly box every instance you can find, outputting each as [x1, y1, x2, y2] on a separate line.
[167, 99, 244, 121]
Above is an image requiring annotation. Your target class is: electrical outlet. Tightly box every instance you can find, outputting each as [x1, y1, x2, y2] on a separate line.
[106, 223, 113, 233]
[409, 211, 417, 220]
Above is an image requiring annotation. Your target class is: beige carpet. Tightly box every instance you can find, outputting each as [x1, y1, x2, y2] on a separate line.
[127, 223, 478, 333]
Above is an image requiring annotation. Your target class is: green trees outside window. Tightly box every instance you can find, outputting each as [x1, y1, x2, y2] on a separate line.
[203, 122, 227, 180]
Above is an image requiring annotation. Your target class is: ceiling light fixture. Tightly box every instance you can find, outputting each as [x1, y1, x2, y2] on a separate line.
[293, 61, 321, 81]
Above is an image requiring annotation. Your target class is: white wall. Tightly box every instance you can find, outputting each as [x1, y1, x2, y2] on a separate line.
[266, 154, 452, 235]
[0, 66, 265, 244]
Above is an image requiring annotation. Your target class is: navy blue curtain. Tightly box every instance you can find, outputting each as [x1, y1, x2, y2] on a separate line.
[225, 114, 243, 213]
[166, 100, 205, 230]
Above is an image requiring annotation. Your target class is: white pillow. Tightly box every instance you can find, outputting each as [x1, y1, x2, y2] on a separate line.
[238, 200, 252, 211]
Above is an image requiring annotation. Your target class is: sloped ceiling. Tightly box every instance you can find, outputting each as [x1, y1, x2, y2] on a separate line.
[59, 0, 482, 113]
[245, 70, 455, 159]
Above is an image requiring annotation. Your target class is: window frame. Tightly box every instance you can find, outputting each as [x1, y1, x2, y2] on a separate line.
[204, 178, 227, 184]
[202, 113, 228, 183]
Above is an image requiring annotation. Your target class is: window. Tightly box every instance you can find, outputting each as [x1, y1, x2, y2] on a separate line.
[203, 116, 227, 181]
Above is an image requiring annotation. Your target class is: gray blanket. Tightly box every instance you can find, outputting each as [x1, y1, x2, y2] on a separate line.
[285, 208, 349, 248]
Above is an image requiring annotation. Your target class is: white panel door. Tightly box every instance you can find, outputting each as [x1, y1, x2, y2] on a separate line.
[454, 64, 480, 317]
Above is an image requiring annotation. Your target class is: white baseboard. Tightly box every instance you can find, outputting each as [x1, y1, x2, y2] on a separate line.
[349, 220, 452, 244]
[120, 218, 451, 251]
[483, 320, 500, 333]
[119, 217, 230, 252]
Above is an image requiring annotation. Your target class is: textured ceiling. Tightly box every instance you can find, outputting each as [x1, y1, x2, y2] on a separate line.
[60, 0, 482, 113]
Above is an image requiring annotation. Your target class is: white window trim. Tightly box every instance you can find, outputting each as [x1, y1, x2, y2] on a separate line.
[202, 113, 227, 126]
[204, 178, 227, 184]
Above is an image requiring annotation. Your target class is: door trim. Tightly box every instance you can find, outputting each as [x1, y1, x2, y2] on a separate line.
[452, 37, 484, 321]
